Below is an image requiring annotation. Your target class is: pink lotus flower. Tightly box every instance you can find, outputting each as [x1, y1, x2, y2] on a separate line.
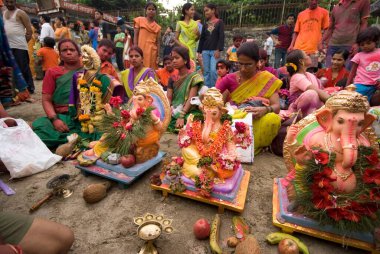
[173, 157, 184, 166]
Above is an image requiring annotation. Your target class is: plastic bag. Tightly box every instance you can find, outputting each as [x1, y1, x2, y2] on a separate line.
[0, 118, 61, 178]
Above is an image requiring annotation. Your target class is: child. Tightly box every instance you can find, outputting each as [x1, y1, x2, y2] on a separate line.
[258, 49, 277, 77]
[215, 59, 231, 86]
[97, 39, 120, 81]
[263, 32, 273, 63]
[226, 34, 243, 72]
[156, 55, 178, 89]
[347, 26, 380, 101]
[36, 37, 59, 77]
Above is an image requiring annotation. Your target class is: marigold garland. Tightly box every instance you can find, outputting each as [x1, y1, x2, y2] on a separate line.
[192, 120, 232, 158]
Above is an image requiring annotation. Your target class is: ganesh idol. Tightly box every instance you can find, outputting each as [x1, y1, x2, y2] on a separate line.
[279, 85, 380, 241]
[160, 88, 252, 200]
[84, 78, 170, 164]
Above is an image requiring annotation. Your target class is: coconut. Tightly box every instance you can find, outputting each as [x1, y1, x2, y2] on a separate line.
[83, 182, 111, 204]
[235, 235, 261, 254]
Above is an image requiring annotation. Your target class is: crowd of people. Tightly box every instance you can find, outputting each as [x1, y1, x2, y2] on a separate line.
[1, 0, 380, 252]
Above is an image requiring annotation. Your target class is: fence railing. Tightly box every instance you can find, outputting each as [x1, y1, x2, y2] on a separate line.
[104, 1, 313, 29]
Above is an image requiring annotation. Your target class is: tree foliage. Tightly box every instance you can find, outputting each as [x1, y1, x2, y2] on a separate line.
[72, 0, 146, 11]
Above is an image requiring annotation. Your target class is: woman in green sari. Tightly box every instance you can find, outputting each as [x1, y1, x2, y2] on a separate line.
[32, 39, 112, 149]
[121, 46, 156, 100]
[174, 3, 200, 61]
[167, 46, 203, 132]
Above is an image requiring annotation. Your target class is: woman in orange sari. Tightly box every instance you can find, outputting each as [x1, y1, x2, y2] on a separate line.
[134, 2, 161, 70]
[54, 17, 70, 41]
[216, 42, 282, 155]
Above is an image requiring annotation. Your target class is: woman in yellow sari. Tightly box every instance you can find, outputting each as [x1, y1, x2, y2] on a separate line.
[54, 17, 70, 41]
[216, 42, 282, 155]
[175, 3, 200, 61]
[121, 46, 156, 100]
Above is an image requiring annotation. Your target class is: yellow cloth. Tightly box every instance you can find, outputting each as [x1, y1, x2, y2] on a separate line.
[176, 20, 199, 60]
[231, 71, 282, 155]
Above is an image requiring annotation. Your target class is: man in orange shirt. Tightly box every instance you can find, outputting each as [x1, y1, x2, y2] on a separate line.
[96, 39, 120, 81]
[156, 55, 178, 89]
[36, 37, 59, 76]
[288, 0, 329, 67]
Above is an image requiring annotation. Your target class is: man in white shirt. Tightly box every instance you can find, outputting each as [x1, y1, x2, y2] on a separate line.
[264, 32, 274, 57]
[39, 14, 55, 44]
[3, 0, 35, 93]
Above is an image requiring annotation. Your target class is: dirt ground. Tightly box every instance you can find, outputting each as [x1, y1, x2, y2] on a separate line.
[1, 81, 367, 254]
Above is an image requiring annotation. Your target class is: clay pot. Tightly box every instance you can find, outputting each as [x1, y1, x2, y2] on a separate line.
[83, 182, 111, 204]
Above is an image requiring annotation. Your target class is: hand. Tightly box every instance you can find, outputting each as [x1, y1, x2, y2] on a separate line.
[286, 125, 299, 144]
[350, 43, 359, 57]
[156, 57, 160, 65]
[214, 50, 220, 59]
[195, 28, 200, 37]
[197, 53, 202, 61]
[53, 119, 69, 132]
[175, 118, 185, 129]
[245, 106, 267, 118]
[287, 46, 293, 52]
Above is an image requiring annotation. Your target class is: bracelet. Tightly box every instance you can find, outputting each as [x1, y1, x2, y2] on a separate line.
[265, 106, 270, 113]
[153, 118, 161, 125]
[48, 115, 58, 122]
[269, 106, 273, 113]
[6, 244, 22, 254]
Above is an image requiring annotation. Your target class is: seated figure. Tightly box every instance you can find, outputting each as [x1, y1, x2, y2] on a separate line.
[85, 78, 170, 164]
[282, 85, 380, 233]
[162, 88, 252, 199]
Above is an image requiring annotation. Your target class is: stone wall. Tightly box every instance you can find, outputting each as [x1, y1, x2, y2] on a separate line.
[224, 26, 276, 50]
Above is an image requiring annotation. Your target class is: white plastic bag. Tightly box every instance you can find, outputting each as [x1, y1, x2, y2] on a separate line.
[0, 118, 61, 178]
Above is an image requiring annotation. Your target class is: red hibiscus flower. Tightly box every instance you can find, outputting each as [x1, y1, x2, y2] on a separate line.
[136, 107, 145, 116]
[312, 150, 330, 165]
[121, 110, 130, 119]
[370, 188, 380, 201]
[109, 96, 123, 108]
[312, 179, 335, 192]
[350, 202, 378, 216]
[366, 150, 379, 166]
[112, 122, 120, 128]
[312, 194, 334, 209]
[313, 167, 336, 181]
[326, 208, 344, 221]
[363, 169, 380, 185]
[120, 133, 126, 140]
[235, 122, 247, 133]
[343, 211, 361, 222]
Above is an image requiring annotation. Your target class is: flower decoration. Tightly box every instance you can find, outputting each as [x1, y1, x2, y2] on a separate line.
[295, 146, 380, 231]
[195, 169, 214, 198]
[312, 150, 330, 165]
[136, 107, 145, 116]
[121, 110, 131, 120]
[109, 96, 123, 108]
[366, 149, 379, 166]
[234, 122, 252, 149]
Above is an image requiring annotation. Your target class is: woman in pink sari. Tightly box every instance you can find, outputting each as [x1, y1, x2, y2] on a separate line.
[281, 50, 329, 119]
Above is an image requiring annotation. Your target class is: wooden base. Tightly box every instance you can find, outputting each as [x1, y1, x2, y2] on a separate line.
[151, 170, 250, 213]
[272, 179, 380, 254]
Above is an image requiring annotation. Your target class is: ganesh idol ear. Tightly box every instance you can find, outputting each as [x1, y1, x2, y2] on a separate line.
[361, 113, 376, 133]
[316, 108, 333, 132]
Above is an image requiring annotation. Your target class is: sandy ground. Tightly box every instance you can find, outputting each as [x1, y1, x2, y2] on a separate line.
[1, 81, 367, 254]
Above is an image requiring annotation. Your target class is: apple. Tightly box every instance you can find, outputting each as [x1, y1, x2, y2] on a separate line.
[193, 218, 211, 240]
[278, 238, 299, 254]
[120, 154, 136, 168]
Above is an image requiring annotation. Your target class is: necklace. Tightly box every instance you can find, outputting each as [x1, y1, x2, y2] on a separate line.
[333, 167, 353, 181]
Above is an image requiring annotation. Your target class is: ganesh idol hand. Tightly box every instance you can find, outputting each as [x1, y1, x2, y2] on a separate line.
[175, 118, 185, 129]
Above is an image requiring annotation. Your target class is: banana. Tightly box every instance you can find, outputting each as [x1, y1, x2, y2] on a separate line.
[77, 154, 96, 167]
[210, 214, 222, 254]
[266, 232, 309, 254]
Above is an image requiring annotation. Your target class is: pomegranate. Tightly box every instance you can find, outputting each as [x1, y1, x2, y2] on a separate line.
[278, 238, 299, 254]
[120, 154, 136, 168]
[193, 218, 211, 240]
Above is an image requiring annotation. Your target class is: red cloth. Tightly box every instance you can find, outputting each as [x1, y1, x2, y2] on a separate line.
[316, 67, 349, 87]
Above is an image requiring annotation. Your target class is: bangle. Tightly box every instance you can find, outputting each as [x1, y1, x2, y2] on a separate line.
[269, 106, 273, 112]
[6, 244, 22, 254]
[153, 118, 161, 125]
[49, 115, 58, 122]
